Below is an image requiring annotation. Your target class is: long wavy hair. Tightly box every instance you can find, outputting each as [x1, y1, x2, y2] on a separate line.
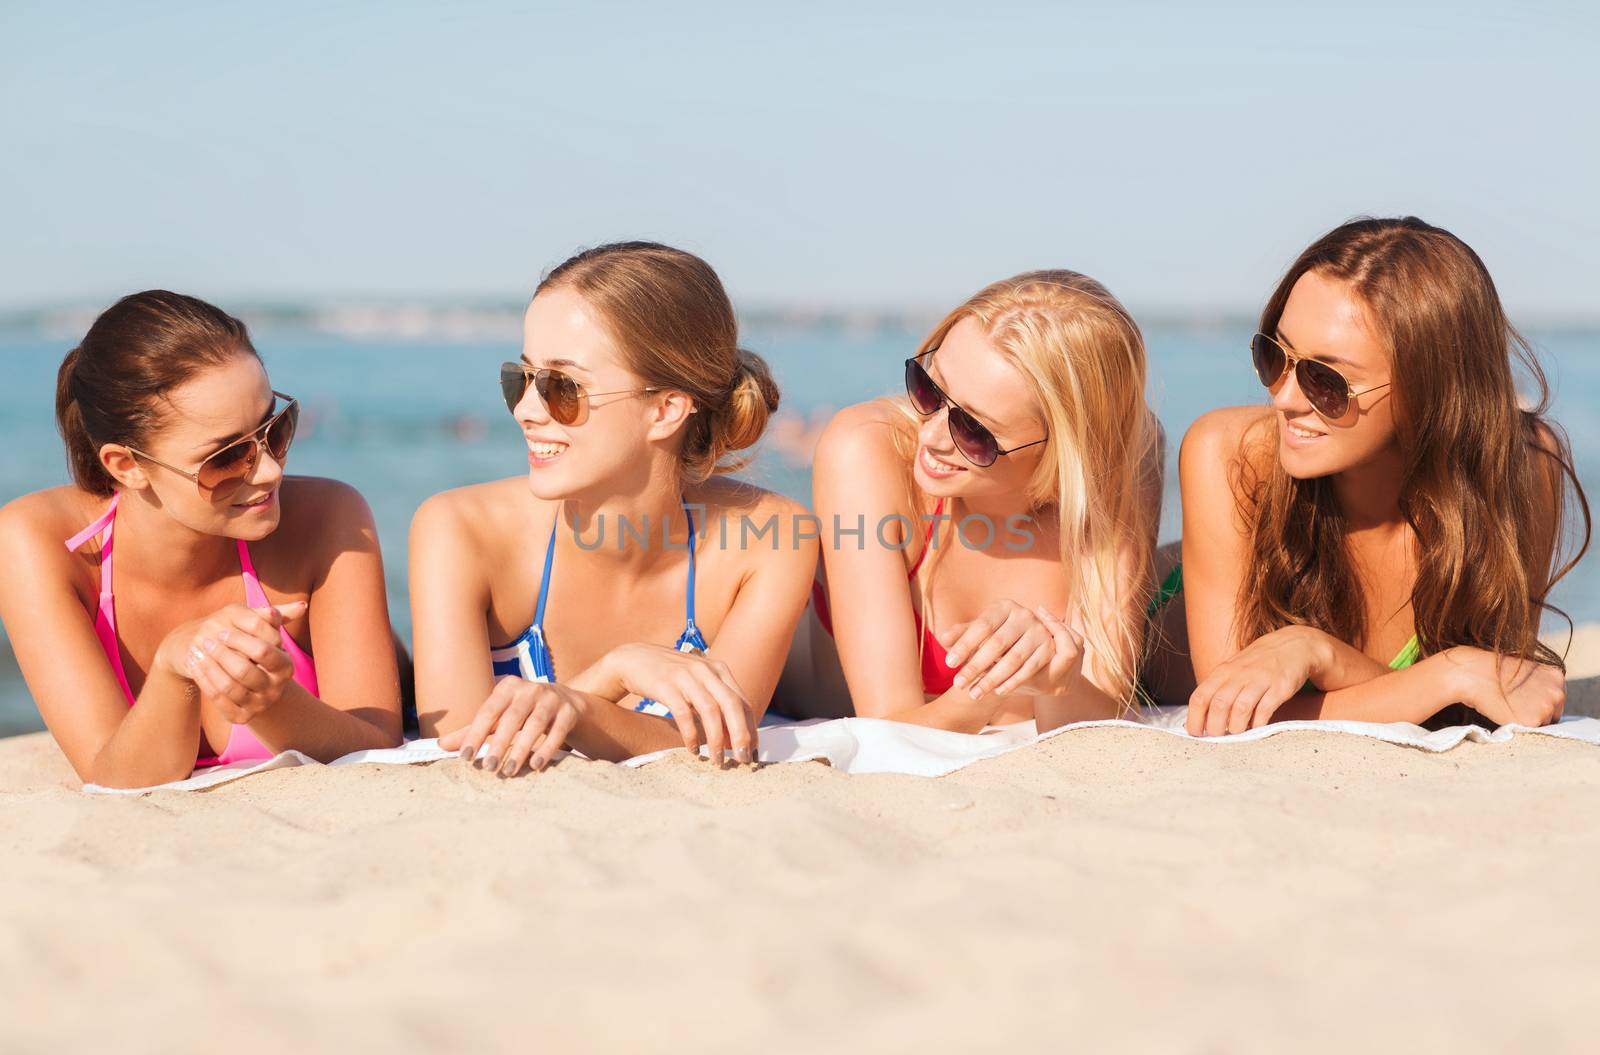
[889, 271, 1161, 709]
[1238, 217, 1590, 668]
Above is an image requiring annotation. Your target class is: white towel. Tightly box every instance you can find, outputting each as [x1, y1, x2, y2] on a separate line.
[82, 710, 1600, 795]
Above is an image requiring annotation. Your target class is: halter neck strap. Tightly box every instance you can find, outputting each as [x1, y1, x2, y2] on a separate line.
[64, 493, 120, 554]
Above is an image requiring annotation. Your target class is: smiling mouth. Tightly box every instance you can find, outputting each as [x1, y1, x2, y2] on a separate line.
[528, 440, 569, 465]
[1282, 417, 1327, 442]
[919, 446, 966, 476]
[233, 489, 276, 510]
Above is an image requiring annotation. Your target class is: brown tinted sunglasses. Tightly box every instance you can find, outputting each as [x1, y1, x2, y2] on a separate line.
[1251, 333, 1391, 420]
[127, 392, 299, 500]
[499, 361, 660, 425]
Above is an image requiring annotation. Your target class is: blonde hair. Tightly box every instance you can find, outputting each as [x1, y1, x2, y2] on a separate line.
[892, 270, 1160, 708]
[538, 241, 779, 482]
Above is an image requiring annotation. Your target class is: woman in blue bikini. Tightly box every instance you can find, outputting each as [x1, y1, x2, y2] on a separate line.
[411, 242, 817, 775]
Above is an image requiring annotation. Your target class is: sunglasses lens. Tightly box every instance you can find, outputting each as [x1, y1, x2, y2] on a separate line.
[534, 370, 584, 425]
[197, 439, 257, 496]
[1298, 359, 1351, 419]
[904, 358, 944, 416]
[1251, 334, 1287, 388]
[948, 407, 1000, 467]
[265, 401, 298, 464]
[499, 362, 529, 413]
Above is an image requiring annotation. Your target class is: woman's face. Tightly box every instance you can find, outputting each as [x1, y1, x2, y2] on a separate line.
[116, 353, 286, 538]
[514, 286, 686, 500]
[1269, 270, 1397, 480]
[910, 316, 1047, 501]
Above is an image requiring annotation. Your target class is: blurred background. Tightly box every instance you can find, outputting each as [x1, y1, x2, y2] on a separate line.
[2, 1, 1596, 733]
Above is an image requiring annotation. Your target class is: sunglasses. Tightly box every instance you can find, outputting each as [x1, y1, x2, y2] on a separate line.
[904, 349, 1046, 468]
[500, 361, 661, 426]
[127, 392, 299, 500]
[1250, 333, 1392, 420]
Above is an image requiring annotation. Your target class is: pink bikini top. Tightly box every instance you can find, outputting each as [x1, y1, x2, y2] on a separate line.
[64, 493, 319, 768]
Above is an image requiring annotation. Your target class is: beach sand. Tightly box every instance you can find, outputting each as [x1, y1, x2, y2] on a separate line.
[2, 643, 1599, 1053]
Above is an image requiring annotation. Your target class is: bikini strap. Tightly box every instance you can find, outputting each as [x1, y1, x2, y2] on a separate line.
[65, 493, 121, 602]
[64, 492, 120, 554]
[531, 510, 560, 629]
[682, 502, 699, 632]
[905, 496, 945, 578]
[237, 538, 272, 609]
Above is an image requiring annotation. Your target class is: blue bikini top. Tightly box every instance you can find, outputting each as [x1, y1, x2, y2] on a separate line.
[489, 503, 708, 718]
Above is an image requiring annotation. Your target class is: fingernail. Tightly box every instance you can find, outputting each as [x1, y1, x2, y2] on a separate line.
[736, 748, 751, 764]
[483, 755, 500, 773]
[201, 638, 218, 654]
[969, 685, 984, 700]
[947, 654, 963, 668]
[458, 745, 475, 762]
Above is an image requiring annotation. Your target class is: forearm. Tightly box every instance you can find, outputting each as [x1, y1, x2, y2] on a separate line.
[247, 682, 401, 761]
[1302, 629, 1391, 692]
[1033, 676, 1123, 734]
[562, 689, 693, 762]
[1272, 653, 1464, 725]
[89, 667, 203, 788]
[560, 661, 696, 761]
[876, 687, 1005, 734]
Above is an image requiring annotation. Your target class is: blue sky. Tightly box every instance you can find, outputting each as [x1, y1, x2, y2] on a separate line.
[1, 0, 1596, 315]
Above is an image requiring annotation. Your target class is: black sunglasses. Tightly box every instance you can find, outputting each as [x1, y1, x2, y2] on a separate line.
[1250, 332, 1392, 420]
[904, 349, 1046, 467]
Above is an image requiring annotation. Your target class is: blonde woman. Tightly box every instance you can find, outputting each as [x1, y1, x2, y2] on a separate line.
[779, 271, 1162, 733]
[412, 242, 817, 774]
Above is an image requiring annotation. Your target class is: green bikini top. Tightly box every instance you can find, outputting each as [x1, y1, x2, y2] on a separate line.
[1149, 563, 1422, 669]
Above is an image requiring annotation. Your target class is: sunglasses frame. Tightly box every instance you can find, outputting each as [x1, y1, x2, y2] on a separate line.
[500, 361, 662, 425]
[1251, 332, 1392, 420]
[904, 348, 1047, 467]
[126, 391, 299, 498]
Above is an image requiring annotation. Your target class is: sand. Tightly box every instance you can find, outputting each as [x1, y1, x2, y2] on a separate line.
[2, 644, 1599, 1053]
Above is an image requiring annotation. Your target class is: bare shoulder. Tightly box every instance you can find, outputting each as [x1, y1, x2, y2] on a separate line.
[1181, 406, 1275, 484]
[0, 487, 101, 599]
[0, 486, 102, 554]
[814, 398, 909, 470]
[411, 476, 538, 546]
[690, 476, 808, 543]
[280, 476, 375, 529]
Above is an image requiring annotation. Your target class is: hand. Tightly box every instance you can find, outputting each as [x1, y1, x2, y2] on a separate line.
[1443, 647, 1565, 728]
[596, 643, 756, 764]
[937, 601, 1085, 701]
[1186, 625, 1327, 737]
[439, 676, 588, 777]
[156, 602, 307, 723]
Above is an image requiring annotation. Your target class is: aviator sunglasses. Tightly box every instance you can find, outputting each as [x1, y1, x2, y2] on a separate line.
[127, 392, 300, 500]
[1250, 332, 1391, 420]
[904, 348, 1047, 467]
[500, 361, 661, 425]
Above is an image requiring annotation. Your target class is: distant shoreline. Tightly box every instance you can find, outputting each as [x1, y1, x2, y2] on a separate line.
[5, 302, 1600, 345]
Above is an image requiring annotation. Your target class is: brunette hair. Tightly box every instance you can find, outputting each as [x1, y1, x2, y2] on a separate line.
[55, 291, 258, 496]
[1239, 217, 1590, 668]
[536, 241, 779, 482]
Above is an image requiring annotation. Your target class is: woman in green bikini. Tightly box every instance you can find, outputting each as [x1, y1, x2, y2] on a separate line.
[1181, 217, 1588, 735]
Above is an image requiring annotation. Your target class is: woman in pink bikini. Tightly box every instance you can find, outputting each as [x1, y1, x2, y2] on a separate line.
[0, 291, 402, 788]
[777, 271, 1164, 733]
